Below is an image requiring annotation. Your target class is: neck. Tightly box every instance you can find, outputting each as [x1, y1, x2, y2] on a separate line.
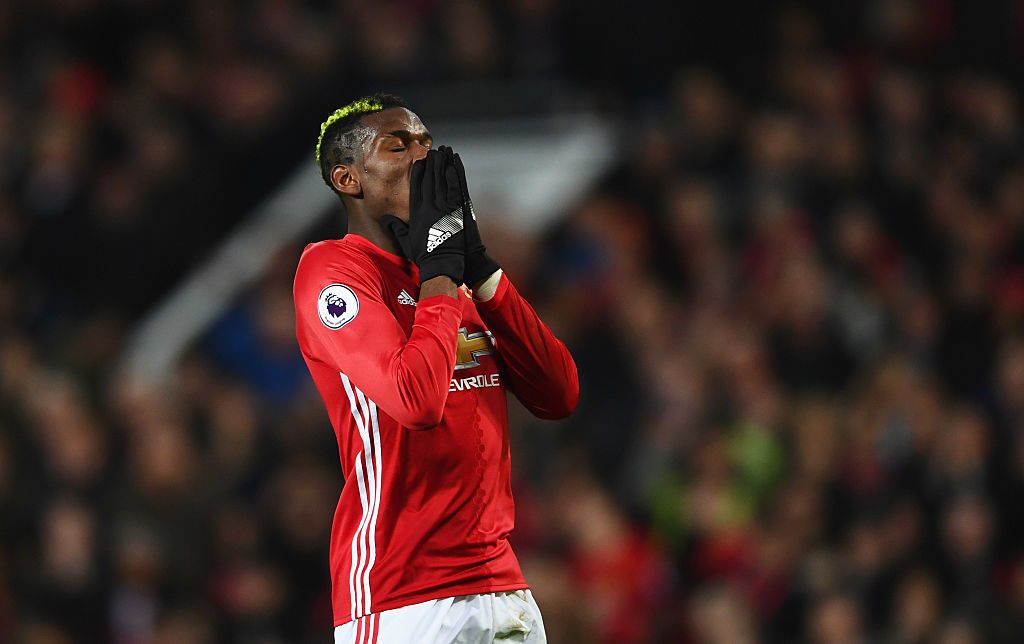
[347, 211, 402, 256]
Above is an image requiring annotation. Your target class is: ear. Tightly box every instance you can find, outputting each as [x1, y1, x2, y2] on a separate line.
[331, 164, 362, 198]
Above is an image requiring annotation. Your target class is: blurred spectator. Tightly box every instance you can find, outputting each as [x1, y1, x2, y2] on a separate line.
[688, 583, 758, 644]
[807, 593, 865, 644]
[887, 569, 943, 644]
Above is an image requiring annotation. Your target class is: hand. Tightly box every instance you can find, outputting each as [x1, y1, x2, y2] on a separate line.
[444, 147, 501, 289]
[381, 149, 466, 284]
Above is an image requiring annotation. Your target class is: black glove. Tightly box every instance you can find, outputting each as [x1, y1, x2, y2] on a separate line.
[381, 149, 465, 284]
[447, 147, 501, 288]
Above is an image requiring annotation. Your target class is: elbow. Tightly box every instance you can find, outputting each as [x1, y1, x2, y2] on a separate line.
[403, 412, 444, 431]
[557, 365, 581, 417]
[534, 379, 579, 420]
[564, 387, 580, 417]
[397, 397, 447, 430]
[550, 392, 580, 420]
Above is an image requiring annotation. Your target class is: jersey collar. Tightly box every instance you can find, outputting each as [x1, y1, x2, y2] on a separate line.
[343, 233, 408, 268]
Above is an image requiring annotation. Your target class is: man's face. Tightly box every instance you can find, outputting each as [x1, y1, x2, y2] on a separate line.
[354, 107, 433, 222]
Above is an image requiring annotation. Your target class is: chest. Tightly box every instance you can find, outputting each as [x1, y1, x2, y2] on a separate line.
[379, 272, 496, 374]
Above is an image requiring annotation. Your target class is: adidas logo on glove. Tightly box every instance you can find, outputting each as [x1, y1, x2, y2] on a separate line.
[426, 208, 464, 253]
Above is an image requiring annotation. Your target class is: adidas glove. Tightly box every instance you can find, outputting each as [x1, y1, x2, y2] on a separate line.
[381, 149, 466, 284]
[448, 147, 501, 289]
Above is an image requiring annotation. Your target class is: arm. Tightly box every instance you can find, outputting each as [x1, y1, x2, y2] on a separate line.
[440, 147, 577, 419]
[475, 271, 579, 419]
[294, 249, 461, 430]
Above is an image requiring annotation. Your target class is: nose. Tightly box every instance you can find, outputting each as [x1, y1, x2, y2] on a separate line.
[409, 141, 430, 162]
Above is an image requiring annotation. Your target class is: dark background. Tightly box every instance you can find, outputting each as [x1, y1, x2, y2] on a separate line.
[2, 0, 1024, 642]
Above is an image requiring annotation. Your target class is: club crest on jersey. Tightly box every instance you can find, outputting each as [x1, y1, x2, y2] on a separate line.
[317, 284, 359, 329]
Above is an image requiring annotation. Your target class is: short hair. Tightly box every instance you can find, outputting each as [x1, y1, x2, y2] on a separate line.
[316, 93, 409, 193]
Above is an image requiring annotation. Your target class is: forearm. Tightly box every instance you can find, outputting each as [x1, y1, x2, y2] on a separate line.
[419, 275, 459, 301]
[471, 269, 502, 301]
[384, 295, 462, 428]
[476, 274, 579, 419]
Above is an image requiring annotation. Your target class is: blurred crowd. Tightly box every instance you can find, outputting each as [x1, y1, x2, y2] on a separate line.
[3, 0, 1024, 643]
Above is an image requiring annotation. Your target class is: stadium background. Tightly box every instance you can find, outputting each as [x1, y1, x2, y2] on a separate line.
[3, 0, 1024, 642]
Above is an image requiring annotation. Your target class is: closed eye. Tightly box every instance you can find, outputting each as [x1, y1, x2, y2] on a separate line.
[381, 129, 432, 152]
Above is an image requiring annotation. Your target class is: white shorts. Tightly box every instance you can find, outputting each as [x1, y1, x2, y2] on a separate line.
[333, 590, 546, 644]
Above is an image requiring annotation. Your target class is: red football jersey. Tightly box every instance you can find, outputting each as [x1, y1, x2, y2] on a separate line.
[293, 234, 578, 628]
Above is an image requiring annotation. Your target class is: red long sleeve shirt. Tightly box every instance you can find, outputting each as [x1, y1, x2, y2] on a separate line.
[293, 234, 579, 627]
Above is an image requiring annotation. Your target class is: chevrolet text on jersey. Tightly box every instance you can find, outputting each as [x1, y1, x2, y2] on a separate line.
[450, 373, 501, 392]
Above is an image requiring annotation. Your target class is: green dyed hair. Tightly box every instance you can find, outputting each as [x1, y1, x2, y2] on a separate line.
[316, 93, 409, 193]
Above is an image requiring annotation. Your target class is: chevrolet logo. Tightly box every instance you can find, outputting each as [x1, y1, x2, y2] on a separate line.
[455, 327, 494, 370]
